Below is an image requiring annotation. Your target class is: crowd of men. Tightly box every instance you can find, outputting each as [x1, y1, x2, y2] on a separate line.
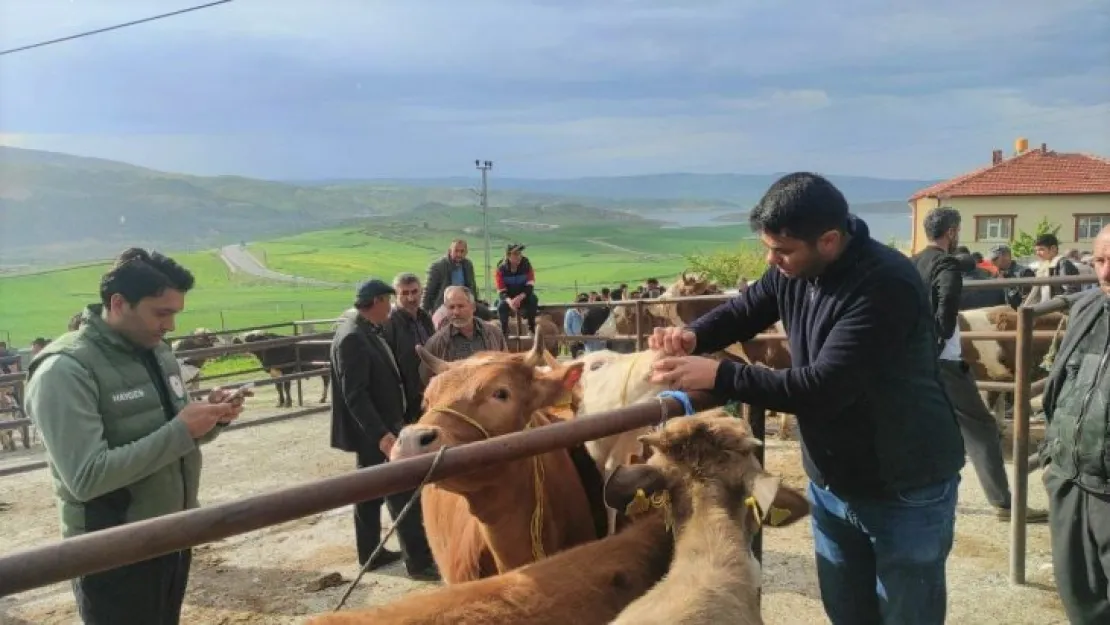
[10, 176, 1110, 624]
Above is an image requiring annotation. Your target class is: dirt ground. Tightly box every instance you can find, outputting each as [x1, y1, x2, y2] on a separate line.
[0, 379, 1067, 624]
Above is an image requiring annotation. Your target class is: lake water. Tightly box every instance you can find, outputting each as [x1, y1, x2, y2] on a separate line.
[635, 208, 914, 246]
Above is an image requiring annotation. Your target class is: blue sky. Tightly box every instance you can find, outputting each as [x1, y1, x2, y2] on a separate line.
[1, 0, 1107, 181]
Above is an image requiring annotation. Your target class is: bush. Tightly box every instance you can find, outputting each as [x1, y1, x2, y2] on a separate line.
[1011, 217, 1061, 258]
[683, 248, 767, 287]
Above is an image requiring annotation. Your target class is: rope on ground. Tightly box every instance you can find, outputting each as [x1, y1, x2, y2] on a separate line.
[332, 445, 448, 612]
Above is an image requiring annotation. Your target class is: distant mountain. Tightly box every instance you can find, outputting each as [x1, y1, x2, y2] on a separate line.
[0, 146, 933, 266]
[709, 200, 911, 223]
[290, 173, 938, 205]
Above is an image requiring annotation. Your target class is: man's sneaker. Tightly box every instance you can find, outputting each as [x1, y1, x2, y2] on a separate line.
[994, 506, 1049, 524]
[360, 549, 403, 571]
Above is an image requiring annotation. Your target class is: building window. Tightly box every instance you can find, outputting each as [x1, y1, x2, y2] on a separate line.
[974, 215, 1014, 242]
[1075, 214, 1109, 242]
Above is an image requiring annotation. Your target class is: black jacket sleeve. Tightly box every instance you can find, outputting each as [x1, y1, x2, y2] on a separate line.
[711, 277, 921, 415]
[1057, 259, 1082, 294]
[334, 333, 389, 444]
[931, 255, 963, 343]
[423, 261, 442, 312]
[686, 269, 781, 354]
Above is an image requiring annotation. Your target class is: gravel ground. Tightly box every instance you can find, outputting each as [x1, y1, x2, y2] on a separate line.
[0, 380, 1067, 624]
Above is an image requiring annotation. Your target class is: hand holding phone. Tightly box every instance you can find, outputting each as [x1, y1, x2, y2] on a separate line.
[222, 382, 255, 404]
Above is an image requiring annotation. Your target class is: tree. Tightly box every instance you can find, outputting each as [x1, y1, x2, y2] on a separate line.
[1011, 217, 1061, 257]
[682, 248, 767, 287]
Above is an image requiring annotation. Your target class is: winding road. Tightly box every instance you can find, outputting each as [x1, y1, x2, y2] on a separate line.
[219, 245, 340, 287]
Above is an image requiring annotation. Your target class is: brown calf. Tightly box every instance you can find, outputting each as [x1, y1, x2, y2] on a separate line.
[609, 410, 810, 625]
[390, 335, 606, 583]
[305, 495, 673, 625]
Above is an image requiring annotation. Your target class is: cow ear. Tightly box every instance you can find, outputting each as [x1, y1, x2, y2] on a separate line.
[603, 464, 668, 512]
[533, 362, 584, 405]
[749, 473, 810, 528]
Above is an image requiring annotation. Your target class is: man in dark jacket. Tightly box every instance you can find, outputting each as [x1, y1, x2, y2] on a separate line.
[953, 247, 1006, 310]
[1039, 224, 1110, 624]
[990, 245, 1035, 309]
[649, 173, 966, 625]
[382, 272, 436, 424]
[422, 239, 479, 312]
[912, 207, 1047, 524]
[329, 278, 438, 581]
[495, 242, 539, 336]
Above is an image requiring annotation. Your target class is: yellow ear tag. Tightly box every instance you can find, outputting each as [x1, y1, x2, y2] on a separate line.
[768, 506, 792, 527]
[625, 488, 651, 517]
[649, 490, 675, 533]
[744, 496, 763, 529]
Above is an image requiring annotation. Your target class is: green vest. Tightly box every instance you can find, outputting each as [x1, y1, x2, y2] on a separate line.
[27, 305, 200, 538]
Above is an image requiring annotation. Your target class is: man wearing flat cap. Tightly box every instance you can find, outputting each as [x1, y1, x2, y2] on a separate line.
[329, 279, 438, 581]
[990, 245, 1035, 309]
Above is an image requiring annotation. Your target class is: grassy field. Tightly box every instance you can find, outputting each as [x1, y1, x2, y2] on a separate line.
[252, 220, 753, 292]
[0, 220, 753, 347]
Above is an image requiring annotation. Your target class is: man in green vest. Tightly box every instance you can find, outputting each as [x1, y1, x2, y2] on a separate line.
[25, 248, 248, 625]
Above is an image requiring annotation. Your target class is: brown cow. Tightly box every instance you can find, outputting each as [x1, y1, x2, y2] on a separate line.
[504, 316, 561, 356]
[958, 305, 1068, 413]
[600, 272, 725, 339]
[170, 328, 220, 390]
[609, 410, 810, 625]
[390, 336, 606, 583]
[306, 492, 673, 625]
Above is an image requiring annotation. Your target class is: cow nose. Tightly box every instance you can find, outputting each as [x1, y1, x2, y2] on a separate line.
[391, 426, 442, 461]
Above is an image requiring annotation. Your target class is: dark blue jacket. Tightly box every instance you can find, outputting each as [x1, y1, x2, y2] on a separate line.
[688, 217, 965, 497]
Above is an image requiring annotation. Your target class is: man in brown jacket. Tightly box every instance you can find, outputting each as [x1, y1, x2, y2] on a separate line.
[421, 286, 506, 382]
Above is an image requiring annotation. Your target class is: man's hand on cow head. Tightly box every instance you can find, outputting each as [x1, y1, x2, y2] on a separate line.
[650, 356, 719, 391]
[649, 327, 696, 356]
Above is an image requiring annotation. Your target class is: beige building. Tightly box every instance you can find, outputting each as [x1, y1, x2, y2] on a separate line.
[908, 138, 1110, 255]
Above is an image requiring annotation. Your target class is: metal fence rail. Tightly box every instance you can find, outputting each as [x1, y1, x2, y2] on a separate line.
[0, 391, 722, 596]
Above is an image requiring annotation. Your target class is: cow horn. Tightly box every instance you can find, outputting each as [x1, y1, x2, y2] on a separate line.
[416, 345, 451, 375]
[524, 323, 547, 367]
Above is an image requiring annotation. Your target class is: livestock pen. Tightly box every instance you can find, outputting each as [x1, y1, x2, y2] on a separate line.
[0, 274, 1095, 623]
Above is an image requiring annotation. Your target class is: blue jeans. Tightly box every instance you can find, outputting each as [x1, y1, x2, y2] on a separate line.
[808, 476, 959, 625]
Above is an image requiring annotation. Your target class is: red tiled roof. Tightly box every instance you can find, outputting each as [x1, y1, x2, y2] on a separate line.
[909, 149, 1110, 201]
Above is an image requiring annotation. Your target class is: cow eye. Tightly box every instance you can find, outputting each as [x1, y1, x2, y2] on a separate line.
[492, 388, 511, 401]
[589, 361, 606, 371]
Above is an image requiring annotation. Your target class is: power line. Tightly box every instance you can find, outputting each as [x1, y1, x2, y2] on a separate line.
[0, 0, 235, 57]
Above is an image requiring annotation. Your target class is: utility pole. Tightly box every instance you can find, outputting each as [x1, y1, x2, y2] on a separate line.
[475, 159, 494, 301]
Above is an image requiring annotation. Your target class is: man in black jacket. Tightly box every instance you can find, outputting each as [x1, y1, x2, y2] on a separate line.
[990, 245, 1035, 309]
[330, 278, 438, 581]
[382, 272, 436, 424]
[650, 173, 965, 625]
[1039, 224, 1110, 624]
[912, 207, 1047, 524]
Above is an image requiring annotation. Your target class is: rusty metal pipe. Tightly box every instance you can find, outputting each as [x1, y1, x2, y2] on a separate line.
[0, 391, 721, 597]
[1010, 306, 1034, 585]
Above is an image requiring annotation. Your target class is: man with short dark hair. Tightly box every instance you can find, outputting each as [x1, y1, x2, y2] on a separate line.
[913, 208, 1047, 525]
[330, 278, 438, 581]
[1039, 224, 1110, 623]
[1029, 233, 1083, 303]
[991, 245, 1035, 309]
[25, 247, 247, 625]
[649, 173, 966, 625]
[382, 272, 436, 424]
